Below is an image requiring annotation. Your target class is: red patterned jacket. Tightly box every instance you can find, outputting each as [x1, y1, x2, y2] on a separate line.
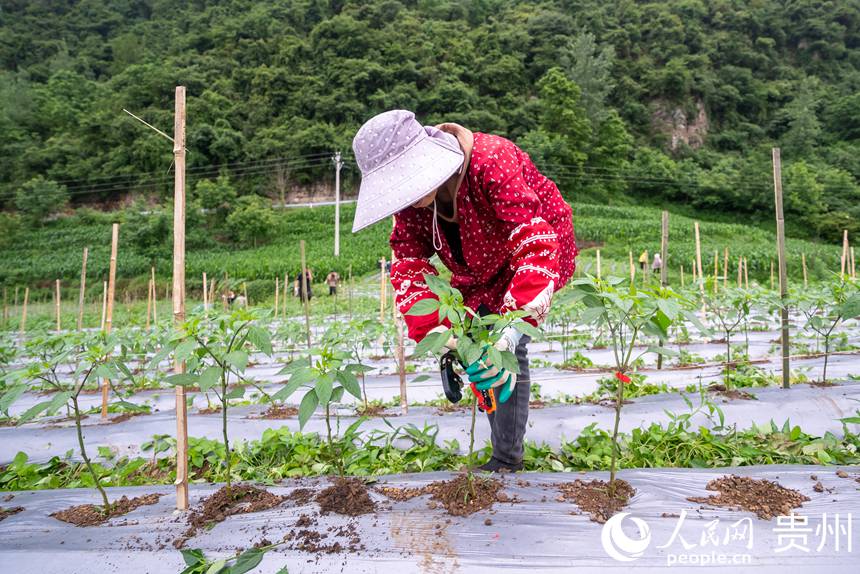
[390, 130, 577, 342]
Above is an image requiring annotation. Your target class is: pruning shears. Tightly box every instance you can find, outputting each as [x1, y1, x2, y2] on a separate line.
[440, 349, 497, 414]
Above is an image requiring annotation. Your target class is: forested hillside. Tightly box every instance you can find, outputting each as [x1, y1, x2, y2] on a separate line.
[1, 0, 859, 240]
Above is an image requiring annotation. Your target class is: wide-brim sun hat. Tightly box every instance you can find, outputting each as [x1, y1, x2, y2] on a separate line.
[352, 109, 464, 232]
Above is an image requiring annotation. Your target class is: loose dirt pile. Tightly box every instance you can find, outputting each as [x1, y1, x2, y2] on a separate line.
[0, 506, 24, 522]
[378, 474, 509, 516]
[283, 513, 366, 554]
[687, 475, 810, 519]
[557, 479, 635, 523]
[316, 477, 375, 516]
[259, 405, 299, 419]
[51, 493, 163, 527]
[175, 484, 283, 547]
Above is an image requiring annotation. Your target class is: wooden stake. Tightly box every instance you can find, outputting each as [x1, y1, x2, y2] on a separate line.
[77, 247, 88, 331]
[694, 222, 704, 294]
[628, 251, 635, 283]
[102, 223, 119, 420]
[722, 247, 729, 289]
[744, 257, 749, 289]
[596, 249, 601, 279]
[100, 281, 107, 330]
[202, 272, 208, 311]
[172, 86, 189, 510]
[660, 211, 668, 287]
[396, 307, 407, 415]
[802, 253, 808, 287]
[146, 278, 153, 330]
[55, 279, 61, 332]
[842, 230, 849, 277]
[737, 257, 742, 288]
[713, 250, 719, 293]
[151, 269, 158, 325]
[300, 240, 312, 350]
[772, 148, 790, 389]
[275, 276, 279, 317]
[20, 287, 28, 338]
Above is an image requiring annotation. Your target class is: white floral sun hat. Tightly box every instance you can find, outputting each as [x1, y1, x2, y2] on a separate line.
[351, 109, 464, 232]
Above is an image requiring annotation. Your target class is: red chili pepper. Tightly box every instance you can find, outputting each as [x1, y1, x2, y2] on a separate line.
[615, 371, 631, 384]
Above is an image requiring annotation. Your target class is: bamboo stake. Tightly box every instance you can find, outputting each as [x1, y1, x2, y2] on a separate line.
[19, 287, 28, 338]
[300, 240, 312, 350]
[694, 222, 704, 296]
[713, 250, 719, 293]
[172, 85, 189, 510]
[842, 230, 849, 277]
[660, 211, 668, 287]
[723, 248, 729, 289]
[202, 272, 208, 311]
[628, 251, 635, 283]
[802, 253, 808, 288]
[55, 279, 61, 332]
[77, 247, 88, 331]
[274, 276, 279, 317]
[596, 249, 601, 280]
[100, 281, 107, 330]
[737, 257, 743, 288]
[772, 147, 790, 389]
[145, 278, 153, 330]
[100, 223, 119, 420]
[151, 267, 158, 326]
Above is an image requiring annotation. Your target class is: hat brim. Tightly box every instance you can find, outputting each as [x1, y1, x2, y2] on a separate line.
[352, 137, 463, 233]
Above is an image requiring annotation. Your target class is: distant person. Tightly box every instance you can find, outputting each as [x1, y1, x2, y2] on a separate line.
[651, 253, 662, 273]
[326, 271, 340, 296]
[638, 250, 648, 271]
[225, 290, 237, 305]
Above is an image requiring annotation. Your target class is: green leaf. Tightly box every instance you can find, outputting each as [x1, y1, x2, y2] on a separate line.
[656, 299, 681, 321]
[247, 325, 273, 356]
[406, 298, 440, 316]
[579, 306, 605, 325]
[199, 366, 222, 392]
[166, 373, 198, 387]
[0, 384, 27, 414]
[315, 372, 334, 405]
[181, 549, 206, 567]
[514, 321, 541, 339]
[271, 375, 307, 403]
[298, 389, 319, 429]
[839, 416, 860, 424]
[174, 340, 197, 363]
[274, 566, 289, 574]
[330, 386, 345, 403]
[225, 351, 249, 373]
[646, 345, 679, 357]
[410, 374, 431, 383]
[205, 560, 226, 574]
[225, 386, 245, 400]
[225, 548, 264, 574]
[336, 370, 362, 400]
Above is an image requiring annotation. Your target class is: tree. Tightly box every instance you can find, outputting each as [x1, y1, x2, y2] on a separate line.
[225, 195, 276, 247]
[560, 31, 616, 126]
[194, 173, 237, 223]
[14, 176, 68, 224]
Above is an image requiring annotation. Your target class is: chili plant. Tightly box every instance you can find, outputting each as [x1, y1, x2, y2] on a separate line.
[276, 339, 366, 475]
[158, 309, 273, 494]
[1, 330, 132, 512]
[703, 286, 751, 390]
[795, 278, 860, 383]
[569, 275, 688, 494]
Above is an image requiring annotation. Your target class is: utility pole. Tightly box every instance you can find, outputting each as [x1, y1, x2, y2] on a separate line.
[333, 151, 343, 257]
[173, 86, 189, 510]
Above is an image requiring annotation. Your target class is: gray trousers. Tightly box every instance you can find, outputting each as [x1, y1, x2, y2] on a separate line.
[485, 335, 531, 464]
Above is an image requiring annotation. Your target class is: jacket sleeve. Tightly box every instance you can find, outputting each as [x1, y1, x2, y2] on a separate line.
[389, 212, 450, 342]
[482, 145, 561, 325]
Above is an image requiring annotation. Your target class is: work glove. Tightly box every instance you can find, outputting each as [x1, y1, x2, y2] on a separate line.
[464, 326, 522, 404]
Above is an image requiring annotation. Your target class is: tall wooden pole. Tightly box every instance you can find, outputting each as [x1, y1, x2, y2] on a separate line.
[172, 86, 189, 510]
[55, 279, 61, 332]
[802, 253, 808, 288]
[694, 222, 704, 292]
[628, 251, 635, 283]
[772, 148, 790, 389]
[300, 240, 312, 350]
[101, 223, 119, 420]
[151, 267, 157, 326]
[100, 281, 107, 330]
[19, 287, 28, 338]
[145, 278, 153, 330]
[77, 247, 88, 331]
[660, 211, 668, 287]
[596, 249, 602, 280]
